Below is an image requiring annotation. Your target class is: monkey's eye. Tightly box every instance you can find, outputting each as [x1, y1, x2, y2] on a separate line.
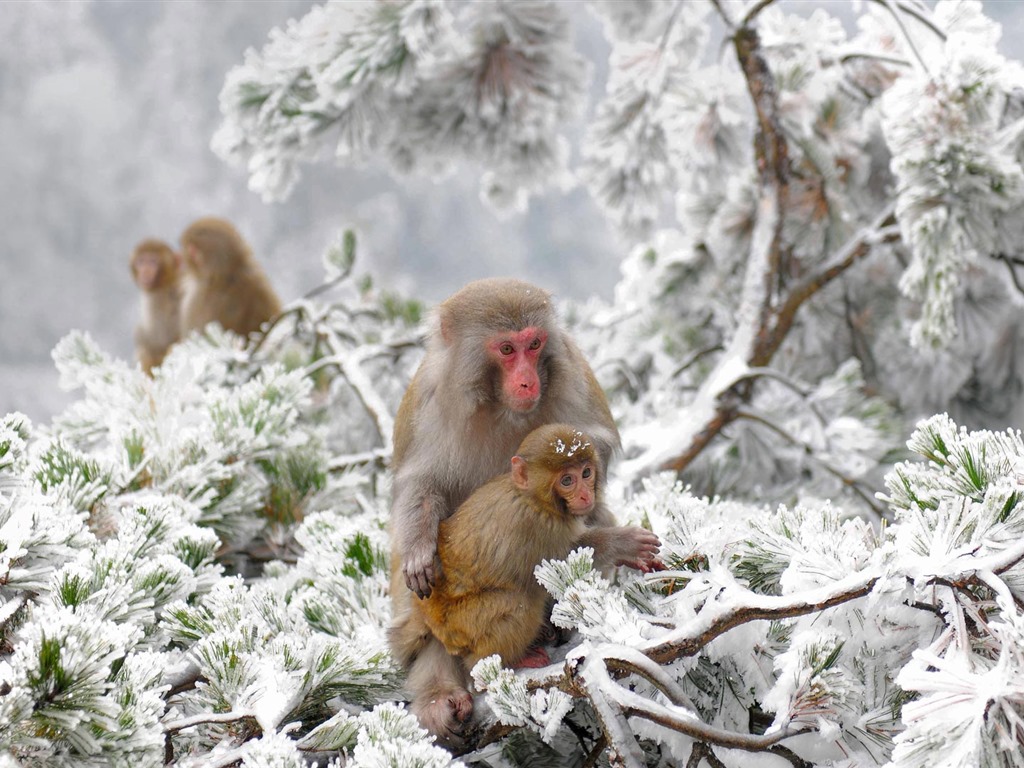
[529, 337, 542, 350]
[582, 466, 592, 479]
[499, 342, 515, 356]
[560, 474, 574, 487]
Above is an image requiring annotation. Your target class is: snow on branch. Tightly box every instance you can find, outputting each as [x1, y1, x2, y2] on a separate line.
[214, 0, 587, 213]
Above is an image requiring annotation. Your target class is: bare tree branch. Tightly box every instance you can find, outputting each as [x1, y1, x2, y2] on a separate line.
[740, 0, 777, 27]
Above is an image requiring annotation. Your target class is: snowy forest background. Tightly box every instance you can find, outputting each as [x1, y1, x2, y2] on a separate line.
[7, 1, 1024, 767]
[0, 0, 629, 423]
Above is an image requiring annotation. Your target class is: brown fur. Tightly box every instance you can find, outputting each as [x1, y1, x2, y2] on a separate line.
[388, 279, 624, 749]
[390, 278, 620, 599]
[130, 239, 182, 375]
[421, 425, 595, 666]
[179, 217, 282, 339]
[390, 424, 660, 749]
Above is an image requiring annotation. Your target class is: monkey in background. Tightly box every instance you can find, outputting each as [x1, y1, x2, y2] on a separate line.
[389, 278, 633, 742]
[130, 238, 182, 375]
[178, 217, 282, 340]
[390, 423, 661, 747]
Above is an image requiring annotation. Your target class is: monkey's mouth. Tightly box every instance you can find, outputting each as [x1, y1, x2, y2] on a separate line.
[562, 501, 594, 517]
[504, 391, 540, 413]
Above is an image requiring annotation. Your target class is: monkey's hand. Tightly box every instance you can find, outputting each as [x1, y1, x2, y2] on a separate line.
[403, 542, 441, 598]
[613, 527, 662, 572]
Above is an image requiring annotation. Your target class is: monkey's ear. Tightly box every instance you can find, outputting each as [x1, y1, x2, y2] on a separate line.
[510, 456, 529, 490]
[439, 309, 454, 346]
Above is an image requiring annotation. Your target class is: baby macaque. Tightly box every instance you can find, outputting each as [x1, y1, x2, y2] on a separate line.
[390, 423, 660, 748]
[130, 238, 182, 374]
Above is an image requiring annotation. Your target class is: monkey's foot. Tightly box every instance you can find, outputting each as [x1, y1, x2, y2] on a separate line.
[450, 688, 473, 724]
[415, 688, 474, 751]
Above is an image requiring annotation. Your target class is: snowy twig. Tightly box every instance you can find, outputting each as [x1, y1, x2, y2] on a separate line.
[734, 408, 888, 518]
[709, 0, 734, 30]
[641, 537, 1024, 666]
[248, 304, 305, 356]
[578, 657, 649, 768]
[877, 0, 930, 74]
[866, 0, 947, 45]
[669, 343, 725, 381]
[966, 536, 1024, 576]
[838, 50, 912, 67]
[995, 253, 1024, 297]
[327, 448, 390, 472]
[164, 661, 203, 696]
[306, 340, 419, 452]
[735, 24, 790, 303]
[642, 570, 880, 664]
[770, 212, 899, 360]
[600, 645, 699, 711]
[582, 648, 813, 759]
[734, 367, 813, 398]
[740, 0, 778, 27]
[164, 710, 258, 734]
[620, 206, 900, 480]
[503, 545, 1024, 760]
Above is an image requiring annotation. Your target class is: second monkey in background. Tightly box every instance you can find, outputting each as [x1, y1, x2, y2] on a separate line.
[179, 217, 282, 339]
[130, 238, 182, 375]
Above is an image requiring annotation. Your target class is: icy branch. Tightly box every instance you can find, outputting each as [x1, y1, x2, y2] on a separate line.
[578, 656, 649, 768]
[327, 448, 390, 472]
[641, 569, 880, 664]
[308, 344, 407, 452]
[579, 646, 812, 761]
[164, 710, 258, 734]
[619, 204, 900, 481]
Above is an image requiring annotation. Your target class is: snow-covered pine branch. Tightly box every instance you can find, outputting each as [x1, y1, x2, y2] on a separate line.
[471, 416, 1024, 765]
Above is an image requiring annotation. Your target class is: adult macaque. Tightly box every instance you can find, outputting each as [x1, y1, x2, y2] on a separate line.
[130, 238, 182, 375]
[178, 217, 282, 339]
[390, 424, 661, 746]
[389, 278, 637, 744]
[391, 277, 622, 601]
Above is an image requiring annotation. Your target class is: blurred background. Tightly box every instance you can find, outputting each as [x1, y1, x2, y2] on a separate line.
[2, 0, 1022, 423]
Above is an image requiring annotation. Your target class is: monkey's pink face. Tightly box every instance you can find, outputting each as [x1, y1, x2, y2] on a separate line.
[554, 462, 596, 516]
[133, 251, 170, 291]
[488, 327, 547, 413]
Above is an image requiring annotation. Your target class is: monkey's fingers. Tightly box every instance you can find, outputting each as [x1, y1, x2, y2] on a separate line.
[409, 573, 432, 599]
[404, 565, 433, 598]
[638, 531, 662, 548]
